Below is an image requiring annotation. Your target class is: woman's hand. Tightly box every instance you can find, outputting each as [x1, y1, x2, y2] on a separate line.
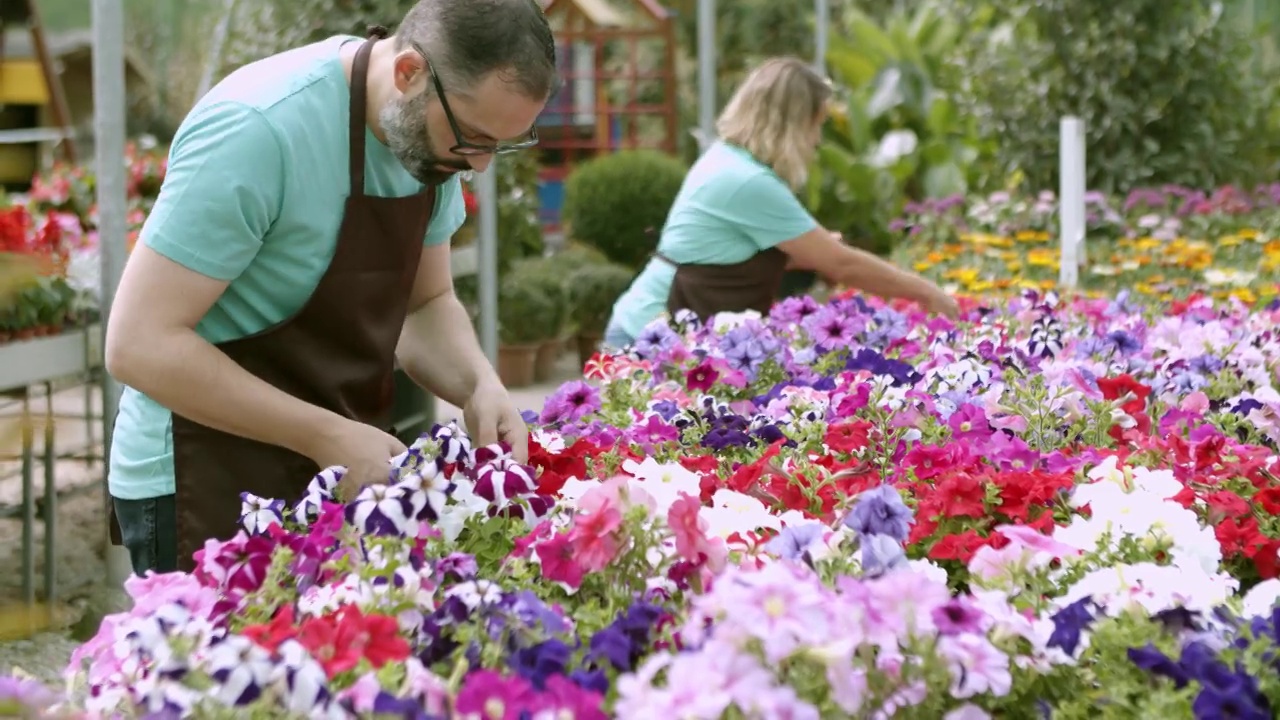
[920, 288, 960, 319]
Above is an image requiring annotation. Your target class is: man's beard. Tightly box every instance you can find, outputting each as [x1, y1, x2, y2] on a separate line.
[380, 90, 469, 187]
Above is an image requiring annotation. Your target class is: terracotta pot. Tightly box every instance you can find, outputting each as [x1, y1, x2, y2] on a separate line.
[534, 339, 561, 382]
[498, 344, 539, 388]
[0, 332, 10, 344]
[576, 333, 603, 366]
[14, 328, 36, 341]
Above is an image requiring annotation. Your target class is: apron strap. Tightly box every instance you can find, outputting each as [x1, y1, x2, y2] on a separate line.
[349, 32, 383, 197]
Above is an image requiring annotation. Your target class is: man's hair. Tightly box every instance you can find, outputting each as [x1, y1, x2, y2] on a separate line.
[394, 0, 559, 100]
[716, 57, 832, 190]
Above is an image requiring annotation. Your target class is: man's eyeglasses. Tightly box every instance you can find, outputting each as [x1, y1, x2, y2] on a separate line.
[410, 42, 539, 156]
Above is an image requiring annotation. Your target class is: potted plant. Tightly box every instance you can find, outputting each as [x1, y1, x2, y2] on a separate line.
[497, 270, 558, 388]
[506, 257, 570, 382]
[561, 150, 688, 271]
[551, 243, 608, 357]
[565, 261, 637, 364]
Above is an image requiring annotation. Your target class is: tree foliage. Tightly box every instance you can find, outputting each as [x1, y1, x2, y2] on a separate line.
[947, 0, 1280, 193]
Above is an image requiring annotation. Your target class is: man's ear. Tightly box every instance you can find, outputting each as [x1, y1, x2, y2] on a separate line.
[392, 51, 424, 94]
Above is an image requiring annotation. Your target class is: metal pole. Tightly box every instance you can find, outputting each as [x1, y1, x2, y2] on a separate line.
[1058, 116, 1086, 289]
[696, 0, 716, 151]
[92, 0, 134, 587]
[814, 0, 829, 74]
[476, 164, 499, 365]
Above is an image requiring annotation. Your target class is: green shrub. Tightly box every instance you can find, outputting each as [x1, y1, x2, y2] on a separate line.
[506, 256, 570, 340]
[495, 152, 545, 276]
[553, 242, 610, 277]
[807, 5, 996, 257]
[562, 150, 688, 270]
[497, 270, 559, 346]
[565, 261, 637, 336]
[947, 0, 1280, 192]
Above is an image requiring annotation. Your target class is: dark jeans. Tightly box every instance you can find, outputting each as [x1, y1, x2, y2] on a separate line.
[112, 494, 180, 575]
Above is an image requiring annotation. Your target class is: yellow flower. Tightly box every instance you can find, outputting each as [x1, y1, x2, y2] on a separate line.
[943, 267, 982, 285]
[1027, 249, 1058, 267]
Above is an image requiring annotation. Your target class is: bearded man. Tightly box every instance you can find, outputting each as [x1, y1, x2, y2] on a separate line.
[102, 0, 557, 574]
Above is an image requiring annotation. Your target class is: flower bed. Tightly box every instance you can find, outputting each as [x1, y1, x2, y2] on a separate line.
[893, 185, 1280, 304]
[6, 290, 1280, 718]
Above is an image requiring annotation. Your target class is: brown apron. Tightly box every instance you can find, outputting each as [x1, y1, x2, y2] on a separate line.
[661, 247, 789, 321]
[108, 28, 437, 573]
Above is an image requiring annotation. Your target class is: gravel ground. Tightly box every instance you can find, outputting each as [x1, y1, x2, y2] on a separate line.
[0, 489, 115, 687]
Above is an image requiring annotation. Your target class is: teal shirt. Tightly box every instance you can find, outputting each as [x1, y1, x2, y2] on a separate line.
[606, 141, 819, 339]
[109, 36, 466, 500]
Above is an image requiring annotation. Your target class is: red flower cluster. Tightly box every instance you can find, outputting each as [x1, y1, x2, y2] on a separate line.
[461, 187, 479, 216]
[526, 362, 1280, 583]
[242, 604, 409, 678]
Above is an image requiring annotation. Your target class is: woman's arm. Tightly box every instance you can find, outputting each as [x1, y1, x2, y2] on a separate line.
[778, 229, 959, 317]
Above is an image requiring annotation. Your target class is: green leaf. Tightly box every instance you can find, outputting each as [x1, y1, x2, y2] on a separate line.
[846, 11, 901, 66]
[923, 162, 967, 198]
[827, 45, 879, 88]
[920, 139, 953, 166]
[866, 67, 907, 119]
[926, 95, 958, 137]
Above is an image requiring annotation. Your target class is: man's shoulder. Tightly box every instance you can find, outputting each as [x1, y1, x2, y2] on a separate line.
[184, 36, 351, 135]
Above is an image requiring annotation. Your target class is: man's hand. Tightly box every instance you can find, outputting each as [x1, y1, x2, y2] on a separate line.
[463, 380, 529, 463]
[307, 418, 408, 502]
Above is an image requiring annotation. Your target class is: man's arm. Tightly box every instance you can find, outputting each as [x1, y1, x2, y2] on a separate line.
[395, 242, 502, 408]
[106, 248, 346, 457]
[104, 102, 345, 460]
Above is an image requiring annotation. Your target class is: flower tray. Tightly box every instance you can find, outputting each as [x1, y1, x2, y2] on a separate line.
[0, 324, 102, 392]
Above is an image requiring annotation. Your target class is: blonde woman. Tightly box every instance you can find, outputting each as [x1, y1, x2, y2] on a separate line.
[603, 56, 957, 348]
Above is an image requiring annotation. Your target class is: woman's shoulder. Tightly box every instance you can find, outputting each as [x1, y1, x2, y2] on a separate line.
[686, 143, 776, 196]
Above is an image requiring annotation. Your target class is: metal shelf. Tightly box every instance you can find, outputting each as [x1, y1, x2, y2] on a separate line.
[0, 325, 102, 393]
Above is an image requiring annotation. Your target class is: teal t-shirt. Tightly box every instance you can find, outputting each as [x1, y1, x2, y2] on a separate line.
[606, 141, 819, 339]
[109, 36, 466, 500]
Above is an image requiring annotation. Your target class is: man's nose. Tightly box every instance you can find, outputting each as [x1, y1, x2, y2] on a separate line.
[466, 154, 493, 173]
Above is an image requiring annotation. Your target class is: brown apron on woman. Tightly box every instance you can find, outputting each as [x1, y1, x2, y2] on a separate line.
[661, 247, 790, 321]
[108, 28, 437, 572]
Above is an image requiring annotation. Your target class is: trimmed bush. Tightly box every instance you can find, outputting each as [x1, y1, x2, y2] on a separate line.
[565, 261, 638, 336]
[498, 270, 558, 346]
[562, 150, 688, 271]
[506, 256, 570, 340]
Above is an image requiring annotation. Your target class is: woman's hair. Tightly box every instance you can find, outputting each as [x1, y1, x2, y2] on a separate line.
[716, 57, 832, 189]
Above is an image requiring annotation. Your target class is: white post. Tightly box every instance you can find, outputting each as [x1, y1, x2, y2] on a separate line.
[696, 0, 716, 152]
[1058, 117, 1086, 289]
[814, 0, 829, 74]
[92, 0, 134, 587]
[477, 164, 499, 365]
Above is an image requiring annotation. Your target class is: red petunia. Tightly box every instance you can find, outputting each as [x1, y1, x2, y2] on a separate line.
[295, 605, 410, 678]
